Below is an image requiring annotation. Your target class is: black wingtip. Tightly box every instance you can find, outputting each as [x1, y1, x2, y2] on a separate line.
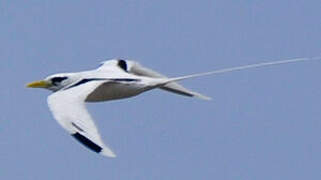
[72, 133, 102, 154]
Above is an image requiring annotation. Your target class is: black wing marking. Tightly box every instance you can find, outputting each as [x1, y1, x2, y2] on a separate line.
[117, 60, 128, 72]
[72, 133, 103, 153]
[64, 78, 140, 90]
[71, 122, 85, 132]
[110, 78, 140, 82]
[65, 78, 107, 90]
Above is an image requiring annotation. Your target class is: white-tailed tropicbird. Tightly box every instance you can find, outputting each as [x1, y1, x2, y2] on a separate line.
[26, 57, 319, 157]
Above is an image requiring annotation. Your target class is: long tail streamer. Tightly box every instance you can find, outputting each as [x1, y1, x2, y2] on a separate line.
[168, 56, 321, 83]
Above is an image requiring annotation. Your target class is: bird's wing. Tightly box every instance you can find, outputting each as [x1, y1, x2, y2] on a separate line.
[127, 61, 211, 100]
[47, 79, 116, 157]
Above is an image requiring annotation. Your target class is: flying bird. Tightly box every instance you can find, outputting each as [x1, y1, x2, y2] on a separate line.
[26, 57, 319, 157]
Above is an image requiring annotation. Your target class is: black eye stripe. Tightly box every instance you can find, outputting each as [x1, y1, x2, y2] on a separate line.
[51, 77, 68, 85]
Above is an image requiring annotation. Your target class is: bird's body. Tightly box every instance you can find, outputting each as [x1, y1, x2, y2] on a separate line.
[27, 57, 319, 157]
[28, 59, 212, 157]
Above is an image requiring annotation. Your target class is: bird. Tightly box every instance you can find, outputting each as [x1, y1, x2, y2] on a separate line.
[26, 57, 319, 157]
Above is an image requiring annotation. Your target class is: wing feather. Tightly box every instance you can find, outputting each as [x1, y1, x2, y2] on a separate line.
[47, 80, 116, 157]
[98, 59, 211, 100]
[128, 61, 211, 100]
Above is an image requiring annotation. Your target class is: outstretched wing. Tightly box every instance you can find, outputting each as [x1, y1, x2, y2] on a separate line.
[47, 79, 116, 157]
[127, 61, 211, 100]
[98, 59, 211, 100]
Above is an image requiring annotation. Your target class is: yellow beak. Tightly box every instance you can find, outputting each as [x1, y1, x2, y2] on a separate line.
[26, 80, 51, 88]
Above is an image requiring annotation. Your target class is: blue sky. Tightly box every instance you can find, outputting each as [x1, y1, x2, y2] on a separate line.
[1, 1, 321, 179]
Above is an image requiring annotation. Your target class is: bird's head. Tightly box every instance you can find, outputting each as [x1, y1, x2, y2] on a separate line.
[26, 73, 77, 92]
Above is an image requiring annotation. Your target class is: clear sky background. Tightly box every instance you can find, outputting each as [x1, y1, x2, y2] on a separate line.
[1, 1, 321, 179]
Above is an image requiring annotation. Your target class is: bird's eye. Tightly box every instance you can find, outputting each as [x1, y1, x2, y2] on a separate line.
[51, 77, 68, 85]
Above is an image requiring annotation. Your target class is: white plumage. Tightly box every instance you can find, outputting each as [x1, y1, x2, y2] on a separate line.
[27, 57, 318, 157]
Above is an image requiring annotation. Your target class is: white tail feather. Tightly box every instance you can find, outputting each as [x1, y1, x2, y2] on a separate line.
[165, 57, 320, 84]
